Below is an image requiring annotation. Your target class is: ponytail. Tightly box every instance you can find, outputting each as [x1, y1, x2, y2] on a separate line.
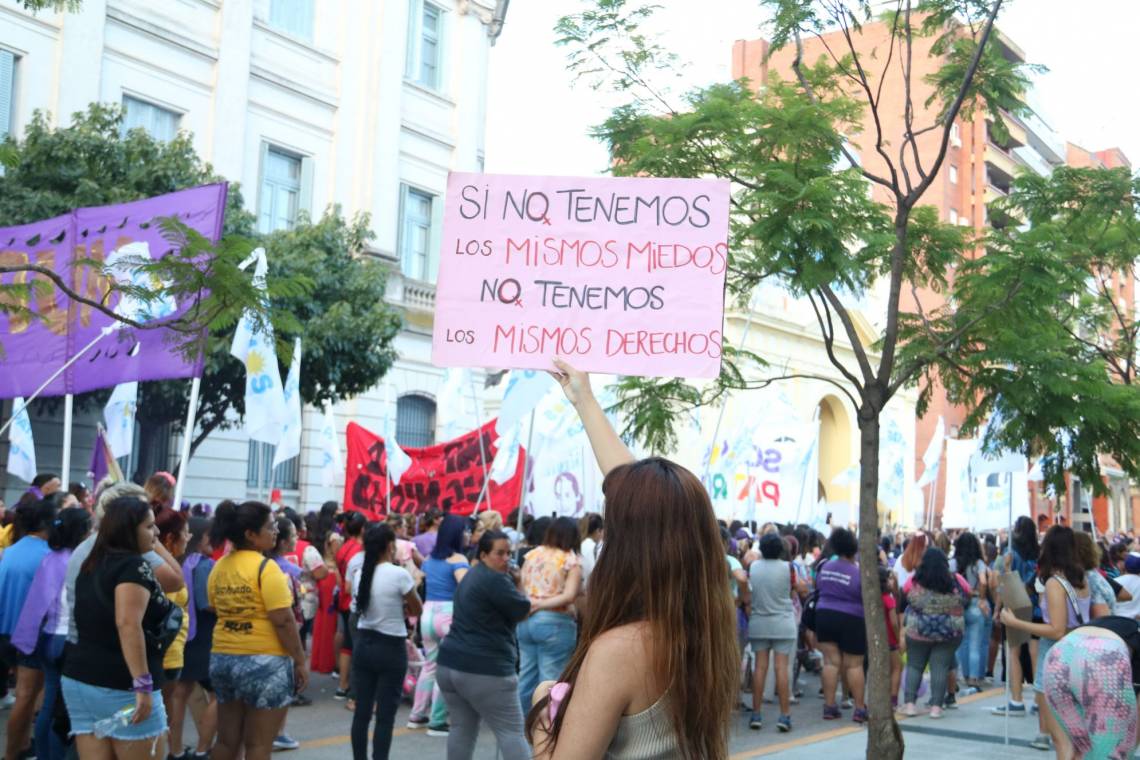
[356, 523, 396, 616]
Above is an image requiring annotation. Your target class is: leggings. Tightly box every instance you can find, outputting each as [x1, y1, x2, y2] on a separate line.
[411, 601, 453, 726]
[1043, 629, 1137, 760]
[350, 630, 407, 760]
[904, 637, 959, 708]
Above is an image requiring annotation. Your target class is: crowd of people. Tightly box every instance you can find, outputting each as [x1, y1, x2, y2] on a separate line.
[1, 362, 1139, 760]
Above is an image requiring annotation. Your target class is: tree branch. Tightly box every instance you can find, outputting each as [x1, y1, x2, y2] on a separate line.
[819, 282, 876, 383]
[791, 27, 895, 191]
[807, 288, 866, 393]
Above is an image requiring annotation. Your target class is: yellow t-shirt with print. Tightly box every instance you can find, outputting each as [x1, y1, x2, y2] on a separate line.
[162, 586, 190, 670]
[0, 524, 14, 552]
[208, 550, 293, 657]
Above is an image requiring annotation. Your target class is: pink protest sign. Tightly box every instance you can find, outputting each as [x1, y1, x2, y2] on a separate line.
[431, 173, 730, 378]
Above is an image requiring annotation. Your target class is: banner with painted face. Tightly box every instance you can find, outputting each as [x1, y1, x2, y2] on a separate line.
[344, 420, 526, 519]
[0, 184, 228, 398]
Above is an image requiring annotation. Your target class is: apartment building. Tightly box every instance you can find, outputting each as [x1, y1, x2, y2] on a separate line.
[0, 0, 508, 508]
[733, 20, 1135, 531]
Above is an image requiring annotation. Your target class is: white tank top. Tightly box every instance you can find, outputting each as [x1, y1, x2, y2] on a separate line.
[605, 694, 679, 760]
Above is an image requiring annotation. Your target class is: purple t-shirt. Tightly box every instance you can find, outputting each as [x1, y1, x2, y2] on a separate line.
[413, 531, 437, 560]
[817, 559, 864, 618]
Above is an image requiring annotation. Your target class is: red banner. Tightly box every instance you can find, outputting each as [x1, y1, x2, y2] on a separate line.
[344, 420, 525, 519]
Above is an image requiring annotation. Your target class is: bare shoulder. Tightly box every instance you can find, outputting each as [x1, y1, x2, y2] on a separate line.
[581, 623, 652, 677]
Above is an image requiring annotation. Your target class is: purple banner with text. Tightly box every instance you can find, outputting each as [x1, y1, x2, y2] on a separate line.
[0, 183, 228, 398]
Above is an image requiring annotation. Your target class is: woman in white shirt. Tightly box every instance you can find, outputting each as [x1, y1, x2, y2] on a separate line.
[578, 513, 604, 588]
[350, 523, 422, 760]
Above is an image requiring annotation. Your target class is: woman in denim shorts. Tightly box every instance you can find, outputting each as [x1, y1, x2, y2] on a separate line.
[207, 501, 308, 760]
[61, 495, 180, 758]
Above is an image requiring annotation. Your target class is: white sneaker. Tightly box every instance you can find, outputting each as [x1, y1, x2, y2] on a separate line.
[0, 694, 14, 710]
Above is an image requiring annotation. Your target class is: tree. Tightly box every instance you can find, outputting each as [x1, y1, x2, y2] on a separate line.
[0, 107, 277, 361]
[0, 105, 401, 478]
[16, 1, 79, 11]
[556, 2, 1035, 756]
[907, 166, 1140, 495]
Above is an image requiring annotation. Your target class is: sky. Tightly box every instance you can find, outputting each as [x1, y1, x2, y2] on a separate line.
[485, 0, 1140, 176]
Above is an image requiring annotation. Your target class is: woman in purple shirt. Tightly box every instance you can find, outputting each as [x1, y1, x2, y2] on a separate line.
[813, 528, 867, 723]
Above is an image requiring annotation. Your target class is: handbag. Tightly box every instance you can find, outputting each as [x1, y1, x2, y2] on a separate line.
[802, 560, 827, 632]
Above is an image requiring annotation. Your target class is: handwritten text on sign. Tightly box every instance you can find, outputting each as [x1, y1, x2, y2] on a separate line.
[431, 173, 730, 378]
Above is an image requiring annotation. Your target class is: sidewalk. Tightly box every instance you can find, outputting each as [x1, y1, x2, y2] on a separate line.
[730, 690, 1059, 759]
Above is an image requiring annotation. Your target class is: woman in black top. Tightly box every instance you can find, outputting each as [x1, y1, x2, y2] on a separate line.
[437, 529, 532, 760]
[1040, 616, 1140, 760]
[61, 495, 178, 757]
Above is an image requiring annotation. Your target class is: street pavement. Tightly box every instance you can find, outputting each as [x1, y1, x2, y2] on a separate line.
[6, 671, 1126, 757]
[176, 670, 1064, 758]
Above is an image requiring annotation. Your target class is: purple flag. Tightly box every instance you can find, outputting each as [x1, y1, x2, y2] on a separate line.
[0, 184, 228, 398]
[88, 428, 109, 484]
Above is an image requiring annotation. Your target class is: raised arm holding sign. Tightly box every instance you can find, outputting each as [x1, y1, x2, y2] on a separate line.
[432, 173, 731, 379]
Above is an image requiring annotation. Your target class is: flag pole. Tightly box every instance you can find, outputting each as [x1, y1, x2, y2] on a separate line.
[469, 373, 491, 514]
[61, 394, 74, 489]
[702, 303, 756, 487]
[518, 409, 536, 536]
[172, 376, 201, 512]
[0, 330, 108, 439]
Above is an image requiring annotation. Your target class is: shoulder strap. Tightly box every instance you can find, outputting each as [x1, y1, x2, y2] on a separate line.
[1052, 575, 1087, 626]
[257, 556, 270, 590]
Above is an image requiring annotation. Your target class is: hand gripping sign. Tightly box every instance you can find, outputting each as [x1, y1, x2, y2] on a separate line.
[432, 173, 731, 379]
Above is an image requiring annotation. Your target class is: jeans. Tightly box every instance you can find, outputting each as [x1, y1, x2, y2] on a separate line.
[350, 630, 407, 760]
[517, 611, 577, 714]
[36, 634, 66, 760]
[905, 637, 959, 708]
[437, 666, 530, 760]
[411, 601, 452, 726]
[956, 601, 987, 680]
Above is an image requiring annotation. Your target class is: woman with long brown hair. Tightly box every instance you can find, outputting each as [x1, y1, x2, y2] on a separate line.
[525, 359, 738, 759]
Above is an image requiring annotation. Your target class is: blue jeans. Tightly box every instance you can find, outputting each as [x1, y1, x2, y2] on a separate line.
[36, 633, 66, 760]
[517, 612, 577, 714]
[956, 601, 987, 680]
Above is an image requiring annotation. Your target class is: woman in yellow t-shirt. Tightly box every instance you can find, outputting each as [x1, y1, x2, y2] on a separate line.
[156, 507, 192, 758]
[207, 502, 308, 760]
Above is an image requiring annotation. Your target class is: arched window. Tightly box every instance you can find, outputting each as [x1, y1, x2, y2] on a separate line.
[397, 394, 436, 448]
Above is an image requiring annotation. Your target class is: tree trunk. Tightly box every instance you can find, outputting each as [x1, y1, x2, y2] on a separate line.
[858, 409, 904, 760]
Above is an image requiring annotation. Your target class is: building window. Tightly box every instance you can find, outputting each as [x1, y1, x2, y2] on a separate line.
[121, 96, 181, 142]
[0, 49, 14, 142]
[949, 208, 959, 225]
[397, 394, 436, 448]
[950, 122, 961, 147]
[246, 441, 300, 490]
[949, 165, 958, 185]
[399, 185, 436, 281]
[407, 1, 443, 90]
[259, 146, 303, 233]
[268, 0, 315, 42]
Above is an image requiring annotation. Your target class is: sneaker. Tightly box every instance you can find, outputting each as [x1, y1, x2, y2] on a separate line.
[406, 716, 430, 729]
[944, 692, 958, 709]
[272, 735, 300, 751]
[823, 704, 842, 720]
[0, 693, 14, 709]
[901, 702, 917, 717]
[852, 708, 869, 724]
[427, 723, 450, 737]
[333, 688, 350, 700]
[166, 753, 187, 760]
[929, 706, 943, 719]
[1029, 733, 1052, 751]
[960, 686, 979, 697]
[1029, 702, 1039, 716]
[991, 702, 1027, 717]
[291, 694, 312, 707]
[840, 697, 853, 710]
[749, 711, 762, 730]
[777, 714, 792, 733]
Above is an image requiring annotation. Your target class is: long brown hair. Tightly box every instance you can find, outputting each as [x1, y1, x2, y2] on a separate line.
[525, 457, 737, 759]
[901, 531, 928, 572]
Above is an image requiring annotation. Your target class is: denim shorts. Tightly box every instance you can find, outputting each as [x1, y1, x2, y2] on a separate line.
[210, 653, 294, 709]
[751, 638, 797, 656]
[61, 676, 168, 740]
[1034, 637, 1057, 692]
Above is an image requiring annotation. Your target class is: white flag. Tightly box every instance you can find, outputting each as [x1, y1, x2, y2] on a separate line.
[316, 402, 341, 488]
[273, 338, 303, 467]
[230, 248, 287, 444]
[436, 368, 476, 441]
[490, 424, 522, 485]
[916, 416, 945, 489]
[6, 397, 36, 484]
[969, 404, 1027, 478]
[382, 385, 412, 486]
[496, 370, 554, 436]
[103, 382, 138, 460]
